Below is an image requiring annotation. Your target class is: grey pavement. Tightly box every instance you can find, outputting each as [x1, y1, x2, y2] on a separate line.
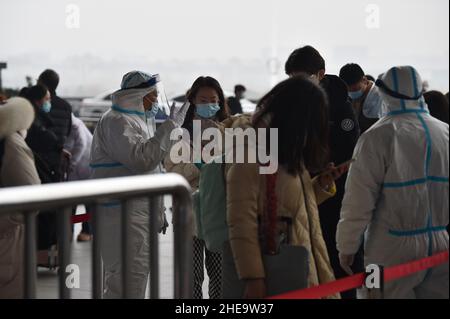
[36, 198, 209, 299]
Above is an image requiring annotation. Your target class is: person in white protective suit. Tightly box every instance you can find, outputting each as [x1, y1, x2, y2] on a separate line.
[90, 71, 190, 298]
[336, 66, 449, 299]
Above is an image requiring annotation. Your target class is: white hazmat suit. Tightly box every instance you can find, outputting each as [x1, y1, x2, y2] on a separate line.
[90, 71, 188, 298]
[336, 66, 449, 299]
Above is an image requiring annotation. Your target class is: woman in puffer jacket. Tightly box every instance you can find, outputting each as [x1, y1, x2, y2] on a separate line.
[225, 76, 349, 299]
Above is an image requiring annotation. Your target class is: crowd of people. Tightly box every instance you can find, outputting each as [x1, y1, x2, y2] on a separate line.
[0, 44, 448, 299]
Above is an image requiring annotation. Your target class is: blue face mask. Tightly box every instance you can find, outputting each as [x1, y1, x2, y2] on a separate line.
[348, 90, 364, 101]
[195, 103, 220, 119]
[42, 101, 52, 113]
[145, 103, 160, 118]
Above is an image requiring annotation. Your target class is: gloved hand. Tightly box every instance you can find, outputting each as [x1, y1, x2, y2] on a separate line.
[169, 101, 190, 127]
[339, 252, 355, 275]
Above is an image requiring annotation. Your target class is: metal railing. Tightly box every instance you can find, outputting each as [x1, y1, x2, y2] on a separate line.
[0, 173, 193, 299]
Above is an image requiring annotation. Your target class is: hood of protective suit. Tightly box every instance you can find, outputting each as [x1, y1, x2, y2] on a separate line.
[363, 82, 385, 118]
[111, 87, 155, 115]
[111, 70, 160, 115]
[376, 66, 429, 115]
[0, 97, 35, 139]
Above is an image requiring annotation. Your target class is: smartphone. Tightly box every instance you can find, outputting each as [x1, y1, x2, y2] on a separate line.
[321, 158, 356, 175]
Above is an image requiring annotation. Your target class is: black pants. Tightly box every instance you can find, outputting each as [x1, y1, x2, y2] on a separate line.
[318, 183, 365, 299]
[37, 211, 57, 250]
[193, 237, 222, 299]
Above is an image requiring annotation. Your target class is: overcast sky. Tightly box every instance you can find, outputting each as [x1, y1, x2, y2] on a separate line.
[1, 0, 449, 96]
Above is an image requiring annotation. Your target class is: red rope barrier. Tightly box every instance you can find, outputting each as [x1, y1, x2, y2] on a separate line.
[268, 250, 449, 299]
[71, 213, 91, 224]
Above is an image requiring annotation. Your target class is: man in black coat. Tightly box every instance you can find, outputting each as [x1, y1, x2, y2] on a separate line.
[285, 45, 363, 298]
[36, 70, 72, 257]
[38, 69, 72, 145]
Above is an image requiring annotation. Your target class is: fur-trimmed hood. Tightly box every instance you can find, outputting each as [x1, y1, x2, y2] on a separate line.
[0, 97, 35, 139]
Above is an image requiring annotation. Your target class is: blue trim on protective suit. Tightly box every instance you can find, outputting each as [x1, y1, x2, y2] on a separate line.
[383, 176, 448, 188]
[112, 105, 145, 116]
[427, 176, 449, 183]
[416, 113, 432, 176]
[388, 225, 446, 237]
[387, 109, 428, 116]
[384, 178, 427, 188]
[392, 68, 406, 110]
[409, 67, 424, 109]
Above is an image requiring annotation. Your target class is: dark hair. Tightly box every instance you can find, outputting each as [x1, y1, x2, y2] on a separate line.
[20, 84, 48, 107]
[38, 69, 59, 93]
[234, 84, 246, 93]
[424, 90, 449, 124]
[285, 45, 325, 75]
[339, 63, 365, 86]
[365, 74, 376, 82]
[183, 76, 230, 132]
[253, 76, 330, 175]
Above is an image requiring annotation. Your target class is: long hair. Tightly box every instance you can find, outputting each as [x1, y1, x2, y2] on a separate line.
[182, 76, 230, 135]
[253, 76, 330, 175]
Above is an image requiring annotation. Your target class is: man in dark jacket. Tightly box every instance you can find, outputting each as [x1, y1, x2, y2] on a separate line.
[38, 69, 72, 182]
[285, 45, 362, 299]
[339, 63, 381, 134]
[38, 69, 72, 143]
[20, 84, 65, 256]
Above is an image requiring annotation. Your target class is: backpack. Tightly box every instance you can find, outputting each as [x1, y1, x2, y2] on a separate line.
[194, 156, 229, 252]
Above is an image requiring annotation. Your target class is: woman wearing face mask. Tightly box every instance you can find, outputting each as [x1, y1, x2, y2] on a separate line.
[20, 84, 65, 183]
[164, 76, 230, 299]
[20, 84, 67, 266]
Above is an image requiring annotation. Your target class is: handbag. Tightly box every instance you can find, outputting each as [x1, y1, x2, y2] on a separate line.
[221, 171, 309, 298]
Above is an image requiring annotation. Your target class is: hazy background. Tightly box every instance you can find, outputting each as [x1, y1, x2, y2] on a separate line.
[1, 0, 449, 98]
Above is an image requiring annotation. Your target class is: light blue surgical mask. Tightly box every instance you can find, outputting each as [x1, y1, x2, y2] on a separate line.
[348, 90, 364, 101]
[42, 101, 52, 113]
[145, 103, 160, 118]
[195, 103, 220, 119]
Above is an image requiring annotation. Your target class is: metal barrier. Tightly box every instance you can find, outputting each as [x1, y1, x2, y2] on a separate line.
[0, 173, 193, 299]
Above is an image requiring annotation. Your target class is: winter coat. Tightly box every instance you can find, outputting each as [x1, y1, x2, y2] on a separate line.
[0, 97, 41, 298]
[48, 93, 72, 141]
[223, 115, 338, 297]
[25, 107, 64, 183]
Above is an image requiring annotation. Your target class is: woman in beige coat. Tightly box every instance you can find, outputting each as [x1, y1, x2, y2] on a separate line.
[226, 76, 349, 299]
[0, 97, 41, 298]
